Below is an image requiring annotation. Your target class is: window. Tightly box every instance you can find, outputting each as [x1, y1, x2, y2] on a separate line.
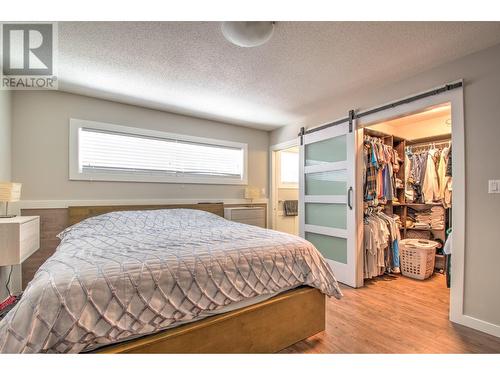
[69, 119, 248, 185]
[279, 148, 299, 188]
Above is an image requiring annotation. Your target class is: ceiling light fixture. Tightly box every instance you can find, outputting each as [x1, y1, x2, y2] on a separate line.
[221, 22, 275, 48]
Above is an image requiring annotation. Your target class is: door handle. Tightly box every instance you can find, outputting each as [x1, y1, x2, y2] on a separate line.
[348, 187, 353, 210]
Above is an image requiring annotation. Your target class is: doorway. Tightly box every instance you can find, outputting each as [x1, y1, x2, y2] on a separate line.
[353, 85, 465, 328]
[359, 102, 453, 310]
[294, 82, 467, 328]
[270, 141, 300, 236]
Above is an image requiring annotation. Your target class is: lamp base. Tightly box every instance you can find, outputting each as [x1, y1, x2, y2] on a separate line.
[0, 214, 17, 219]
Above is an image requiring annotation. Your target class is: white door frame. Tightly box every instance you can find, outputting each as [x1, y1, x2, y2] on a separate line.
[269, 139, 299, 230]
[354, 80, 484, 334]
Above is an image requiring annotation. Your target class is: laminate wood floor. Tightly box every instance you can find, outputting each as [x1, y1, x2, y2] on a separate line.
[281, 273, 500, 353]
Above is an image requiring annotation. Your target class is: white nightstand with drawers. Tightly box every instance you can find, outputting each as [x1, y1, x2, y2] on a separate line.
[0, 216, 40, 266]
[224, 207, 266, 228]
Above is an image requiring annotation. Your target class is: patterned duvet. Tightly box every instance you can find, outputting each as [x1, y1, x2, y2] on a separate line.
[0, 209, 341, 353]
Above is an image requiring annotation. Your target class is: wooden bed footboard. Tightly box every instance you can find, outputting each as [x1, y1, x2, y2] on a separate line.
[92, 287, 326, 354]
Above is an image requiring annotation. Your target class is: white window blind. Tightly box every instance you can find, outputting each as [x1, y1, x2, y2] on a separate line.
[280, 150, 299, 185]
[70, 119, 247, 185]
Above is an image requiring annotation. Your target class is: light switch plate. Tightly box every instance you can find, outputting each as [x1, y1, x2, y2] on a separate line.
[488, 180, 500, 193]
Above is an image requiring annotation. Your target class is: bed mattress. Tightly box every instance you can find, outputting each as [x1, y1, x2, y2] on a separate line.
[0, 209, 341, 353]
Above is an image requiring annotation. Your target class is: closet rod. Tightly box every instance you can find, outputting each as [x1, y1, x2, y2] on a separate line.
[409, 139, 451, 146]
[408, 140, 451, 149]
[299, 81, 462, 137]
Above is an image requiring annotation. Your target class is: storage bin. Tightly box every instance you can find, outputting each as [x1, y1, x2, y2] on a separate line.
[399, 239, 438, 280]
[406, 229, 431, 240]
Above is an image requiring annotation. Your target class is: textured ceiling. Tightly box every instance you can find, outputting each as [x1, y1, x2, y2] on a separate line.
[58, 22, 500, 130]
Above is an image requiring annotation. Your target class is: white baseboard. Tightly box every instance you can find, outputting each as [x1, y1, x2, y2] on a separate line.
[452, 313, 500, 338]
[17, 198, 269, 210]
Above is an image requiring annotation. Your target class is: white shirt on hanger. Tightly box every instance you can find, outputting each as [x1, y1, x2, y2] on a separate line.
[422, 148, 440, 203]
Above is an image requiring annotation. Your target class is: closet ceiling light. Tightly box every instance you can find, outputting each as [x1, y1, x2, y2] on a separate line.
[221, 22, 275, 48]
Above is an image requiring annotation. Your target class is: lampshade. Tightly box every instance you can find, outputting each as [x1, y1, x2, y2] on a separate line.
[0, 182, 22, 202]
[244, 187, 261, 200]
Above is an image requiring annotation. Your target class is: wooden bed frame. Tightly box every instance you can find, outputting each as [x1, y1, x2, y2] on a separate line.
[67, 203, 326, 354]
[93, 286, 325, 354]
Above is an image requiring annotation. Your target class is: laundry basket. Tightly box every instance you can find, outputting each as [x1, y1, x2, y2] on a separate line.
[399, 239, 438, 280]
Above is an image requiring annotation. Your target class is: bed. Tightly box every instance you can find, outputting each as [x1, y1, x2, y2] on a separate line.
[0, 205, 341, 353]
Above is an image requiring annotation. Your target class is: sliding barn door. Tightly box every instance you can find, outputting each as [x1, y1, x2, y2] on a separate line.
[299, 120, 360, 287]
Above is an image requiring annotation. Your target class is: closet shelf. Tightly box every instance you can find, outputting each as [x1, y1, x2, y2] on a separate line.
[401, 203, 444, 207]
[383, 200, 444, 208]
[400, 226, 445, 231]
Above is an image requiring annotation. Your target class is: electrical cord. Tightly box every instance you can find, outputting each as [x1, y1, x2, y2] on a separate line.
[0, 267, 19, 320]
[5, 265, 13, 297]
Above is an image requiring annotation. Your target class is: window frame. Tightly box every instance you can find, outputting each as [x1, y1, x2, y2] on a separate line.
[69, 118, 248, 185]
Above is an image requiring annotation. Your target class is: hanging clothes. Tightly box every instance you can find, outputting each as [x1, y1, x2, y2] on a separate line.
[422, 147, 440, 203]
[363, 135, 396, 205]
[364, 141, 377, 202]
[437, 146, 449, 197]
[406, 151, 424, 203]
[406, 141, 451, 204]
[446, 145, 452, 177]
[438, 146, 452, 207]
[363, 209, 401, 279]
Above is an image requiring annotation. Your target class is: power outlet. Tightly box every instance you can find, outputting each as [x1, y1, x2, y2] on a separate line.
[488, 180, 500, 193]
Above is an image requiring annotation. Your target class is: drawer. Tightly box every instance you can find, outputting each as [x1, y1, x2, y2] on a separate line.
[19, 218, 40, 263]
[229, 208, 265, 220]
[232, 218, 266, 228]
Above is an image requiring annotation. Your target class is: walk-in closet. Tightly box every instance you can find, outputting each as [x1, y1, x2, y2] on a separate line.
[361, 103, 453, 288]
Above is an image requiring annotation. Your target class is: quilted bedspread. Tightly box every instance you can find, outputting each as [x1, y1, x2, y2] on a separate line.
[0, 209, 341, 353]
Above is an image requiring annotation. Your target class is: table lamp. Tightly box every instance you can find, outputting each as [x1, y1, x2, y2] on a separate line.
[244, 187, 261, 204]
[0, 182, 22, 218]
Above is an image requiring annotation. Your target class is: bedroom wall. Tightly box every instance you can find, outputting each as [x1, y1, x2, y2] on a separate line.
[0, 91, 11, 183]
[0, 90, 21, 301]
[271, 42, 500, 331]
[11, 90, 271, 289]
[11, 90, 269, 203]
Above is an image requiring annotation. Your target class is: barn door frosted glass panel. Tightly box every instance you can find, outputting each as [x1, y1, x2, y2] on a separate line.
[300, 121, 356, 286]
[305, 135, 346, 165]
[305, 232, 347, 264]
[305, 170, 347, 196]
[305, 203, 346, 229]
